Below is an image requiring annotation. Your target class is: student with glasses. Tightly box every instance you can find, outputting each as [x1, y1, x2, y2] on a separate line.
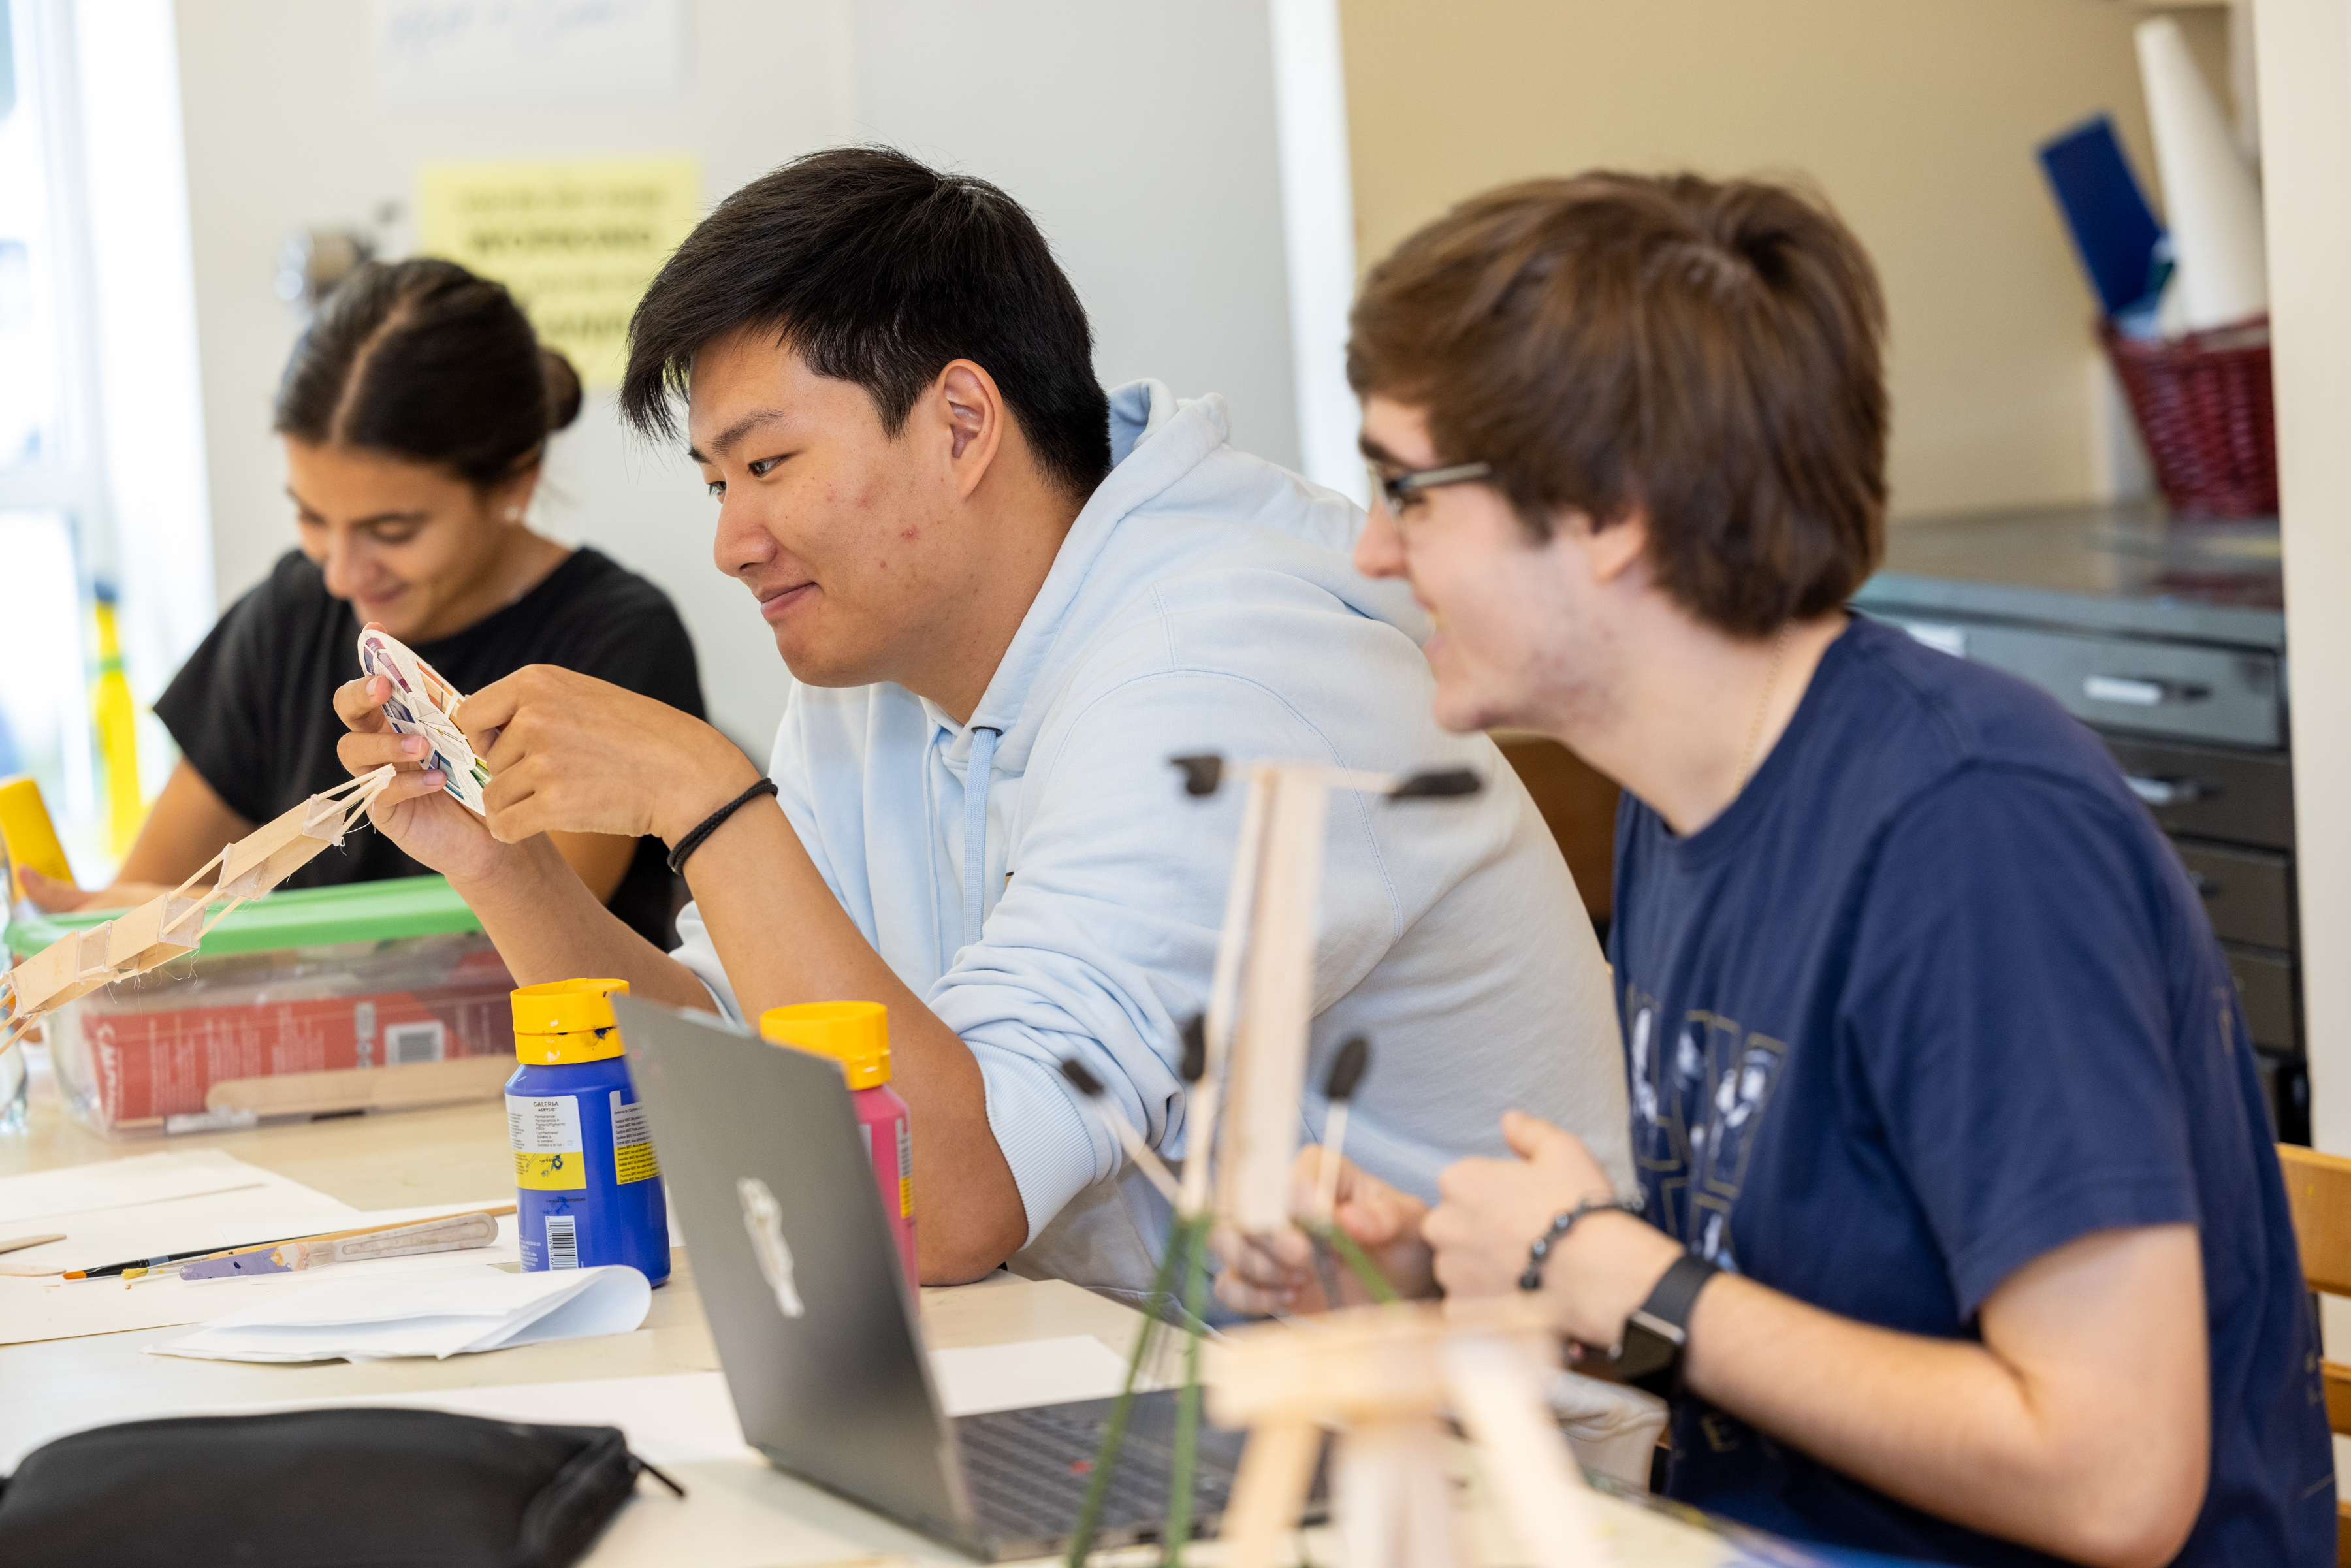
[1219, 172, 2329, 1567]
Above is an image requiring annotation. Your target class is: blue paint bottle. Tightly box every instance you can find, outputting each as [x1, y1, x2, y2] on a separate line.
[505, 978, 669, 1285]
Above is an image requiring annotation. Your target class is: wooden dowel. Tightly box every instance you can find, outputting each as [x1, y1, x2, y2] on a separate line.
[1218, 1417, 1322, 1568]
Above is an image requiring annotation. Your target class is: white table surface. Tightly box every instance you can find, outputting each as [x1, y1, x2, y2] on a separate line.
[0, 1074, 1176, 1567]
[0, 1055, 1749, 1567]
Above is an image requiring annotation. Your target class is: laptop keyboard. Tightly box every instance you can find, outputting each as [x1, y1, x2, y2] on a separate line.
[957, 1398, 1238, 1549]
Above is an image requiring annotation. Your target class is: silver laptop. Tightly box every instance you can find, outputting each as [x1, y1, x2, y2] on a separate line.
[615, 995, 1252, 1560]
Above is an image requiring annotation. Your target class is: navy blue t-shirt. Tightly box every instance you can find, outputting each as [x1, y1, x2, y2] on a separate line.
[1607, 615, 2330, 1566]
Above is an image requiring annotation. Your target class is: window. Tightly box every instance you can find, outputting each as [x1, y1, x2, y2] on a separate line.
[0, 0, 212, 888]
[0, 0, 101, 854]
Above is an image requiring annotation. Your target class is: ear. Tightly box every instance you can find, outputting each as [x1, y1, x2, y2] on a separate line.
[1582, 507, 1650, 585]
[936, 360, 1006, 501]
[487, 462, 541, 524]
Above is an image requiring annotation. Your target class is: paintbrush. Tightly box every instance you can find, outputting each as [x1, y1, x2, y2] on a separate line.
[1059, 1058, 1182, 1204]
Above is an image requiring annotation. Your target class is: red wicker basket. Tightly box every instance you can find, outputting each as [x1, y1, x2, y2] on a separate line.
[2102, 316, 2278, 519]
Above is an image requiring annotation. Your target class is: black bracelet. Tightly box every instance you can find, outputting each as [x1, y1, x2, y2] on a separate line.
[1519, 1196, 1642, 1291]
[665, 778, 779, 875]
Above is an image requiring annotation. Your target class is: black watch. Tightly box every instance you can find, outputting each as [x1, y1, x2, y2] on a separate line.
[1607, 1252, 1719, 1400]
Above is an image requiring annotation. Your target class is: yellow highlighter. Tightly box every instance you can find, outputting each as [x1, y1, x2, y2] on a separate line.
[0, 776, 71, 902]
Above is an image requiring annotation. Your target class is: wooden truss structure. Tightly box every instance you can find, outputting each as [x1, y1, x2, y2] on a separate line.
[0, 767, 395, 1050]
[1209, 1299, 1616, 1568]
[1178, 755, 1479, 1230]
[1064, 754, 1610, 1568]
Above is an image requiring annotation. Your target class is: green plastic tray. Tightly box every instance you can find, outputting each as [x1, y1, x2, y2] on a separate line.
[5, 874, 485, 961]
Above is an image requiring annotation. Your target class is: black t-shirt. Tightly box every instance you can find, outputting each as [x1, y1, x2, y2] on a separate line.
[156, 547, 705, 948]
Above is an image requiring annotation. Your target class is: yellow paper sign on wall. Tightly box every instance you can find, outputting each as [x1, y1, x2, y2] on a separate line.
[416, 156, 702, 389]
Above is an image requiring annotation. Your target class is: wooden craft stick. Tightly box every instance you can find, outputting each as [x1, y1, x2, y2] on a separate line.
[103, 891, 206, 976]
[1182, 765, 1270, 1217]
[1219, 769, 1328, 1233]
[1217, 1417, 1322, 1568]
[1441, 1333, 1616, 1568]
[1335, 1415, 1463, 1568]
[1202, 763, 1271, 1077]
[204, 1054, 514, 1119]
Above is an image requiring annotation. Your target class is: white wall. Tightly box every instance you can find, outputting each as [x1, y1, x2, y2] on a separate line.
[2254, 0, 2351, 1156]
[171, 0, 1319, 755]
[173, 0, 857, 754]
[850, 0, 1302, 473]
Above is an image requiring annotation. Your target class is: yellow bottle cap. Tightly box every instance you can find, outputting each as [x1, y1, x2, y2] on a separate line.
[511, 978, 631, 1064]
[760, 1000, 891, 1089]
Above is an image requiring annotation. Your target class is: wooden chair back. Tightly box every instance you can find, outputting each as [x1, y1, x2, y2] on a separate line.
[2273, 1143, 2351, 1564]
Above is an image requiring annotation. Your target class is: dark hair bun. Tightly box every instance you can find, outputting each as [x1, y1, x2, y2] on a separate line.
[540, 347, 583, 433]
[274, 257, 572, 488]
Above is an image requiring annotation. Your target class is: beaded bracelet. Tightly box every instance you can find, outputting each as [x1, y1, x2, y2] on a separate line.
[1518, 1196, 1642, 1291]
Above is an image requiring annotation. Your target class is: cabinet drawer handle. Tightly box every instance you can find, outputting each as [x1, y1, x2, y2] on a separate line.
[2086, 674, 2211, 707]
[2125, 775, 2210, 807]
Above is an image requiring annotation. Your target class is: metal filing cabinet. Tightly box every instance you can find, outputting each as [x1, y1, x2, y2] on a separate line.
[1853, 502, 2304, 1142]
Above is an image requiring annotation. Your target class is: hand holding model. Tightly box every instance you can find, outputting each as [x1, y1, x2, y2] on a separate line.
[1210, 1147, 1435, 1315]
[336, 644, 757, 879]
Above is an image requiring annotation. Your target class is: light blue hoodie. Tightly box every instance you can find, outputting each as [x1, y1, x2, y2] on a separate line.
[673, 380, 1628, 1297]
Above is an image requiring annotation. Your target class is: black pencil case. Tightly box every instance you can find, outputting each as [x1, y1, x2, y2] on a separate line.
[0, 1406, 675, 1567]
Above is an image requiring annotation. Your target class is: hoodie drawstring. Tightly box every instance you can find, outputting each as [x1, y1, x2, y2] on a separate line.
[963, 726, 1001, 947]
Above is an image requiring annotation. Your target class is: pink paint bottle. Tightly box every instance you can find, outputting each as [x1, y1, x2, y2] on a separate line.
[760, 1001, 917, 1286]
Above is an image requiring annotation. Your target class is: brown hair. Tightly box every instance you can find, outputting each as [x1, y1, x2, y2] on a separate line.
[1347, 172, 1887, 638]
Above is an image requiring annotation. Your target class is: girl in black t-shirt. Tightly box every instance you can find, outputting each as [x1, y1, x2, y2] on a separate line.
[22, 259, 705, 947]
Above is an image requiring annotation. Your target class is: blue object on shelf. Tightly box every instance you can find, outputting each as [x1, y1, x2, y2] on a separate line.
[2037, 114, 2167, 320]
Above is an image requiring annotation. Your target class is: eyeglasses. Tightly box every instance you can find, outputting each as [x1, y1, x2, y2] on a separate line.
[1366, 460, 1494, 516]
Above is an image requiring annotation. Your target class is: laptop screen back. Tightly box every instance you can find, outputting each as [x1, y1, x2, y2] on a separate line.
[613, 996, 974, 1548]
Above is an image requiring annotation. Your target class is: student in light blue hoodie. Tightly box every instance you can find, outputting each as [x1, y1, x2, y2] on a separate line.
[334, 146, 1628, 1296]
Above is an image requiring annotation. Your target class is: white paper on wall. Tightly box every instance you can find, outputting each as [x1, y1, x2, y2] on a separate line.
[370, 0, 682, 106]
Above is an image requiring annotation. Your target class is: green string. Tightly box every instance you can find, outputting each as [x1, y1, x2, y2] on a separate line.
[1300, 1219, 1400, 1304]
[1162, 1213, 1213, 1563]
[1062, 1213, 1396, 1567]
[1061, 1221, 1185, 1567]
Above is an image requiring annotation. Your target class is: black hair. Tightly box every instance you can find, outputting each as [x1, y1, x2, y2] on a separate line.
[274, 257, 581, 489]
[620, 146, 1112, 501]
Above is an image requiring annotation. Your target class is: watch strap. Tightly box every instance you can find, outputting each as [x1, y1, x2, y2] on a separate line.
[1631, 1252, 1720, 1342]
[1617, 1252, 1720, 1400]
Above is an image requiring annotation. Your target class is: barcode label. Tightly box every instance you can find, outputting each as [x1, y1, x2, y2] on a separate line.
[385, 1021, 445, 1065]
[545, 1213, 579, 1270]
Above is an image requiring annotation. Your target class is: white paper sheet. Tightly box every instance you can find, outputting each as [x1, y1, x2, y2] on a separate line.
[104, 1335, 1124, 1458]
[928, 1334, 1130, 1416]
[0, 1149, 276, 1226]
[0, 1205, 520, 1347]
[148, 1261, 650, 1363]
[0, 1181, 359, 1277]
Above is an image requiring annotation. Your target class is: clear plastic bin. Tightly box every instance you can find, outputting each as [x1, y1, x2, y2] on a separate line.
[5, 876, 515, 1136]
